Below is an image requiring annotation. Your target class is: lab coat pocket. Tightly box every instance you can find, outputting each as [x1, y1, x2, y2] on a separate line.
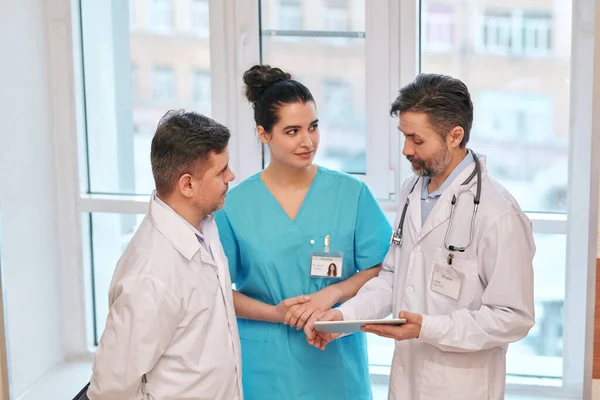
[420, 360, 489, 400]
[428, 250, 477, 308]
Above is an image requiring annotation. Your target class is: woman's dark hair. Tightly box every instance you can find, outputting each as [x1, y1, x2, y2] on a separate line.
[243, 64, 314, 132]
[327, 263, 337, 277]
[390, 73, 473, 148]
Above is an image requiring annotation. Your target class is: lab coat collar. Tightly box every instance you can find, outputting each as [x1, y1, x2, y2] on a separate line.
[413, 151, 488, 243]
[148, 197, 202, 261]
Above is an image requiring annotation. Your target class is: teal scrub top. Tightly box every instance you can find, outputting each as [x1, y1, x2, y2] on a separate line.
[215, 166, 392, 400]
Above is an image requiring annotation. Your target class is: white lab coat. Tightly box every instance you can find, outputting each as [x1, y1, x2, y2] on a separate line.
[88, 198, 243, 400]
[338, 156, 535, 400]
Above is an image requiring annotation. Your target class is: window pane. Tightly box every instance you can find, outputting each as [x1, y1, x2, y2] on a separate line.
[260, 0, 367, 174]
[420, 0, 570, 214]
[80, 1, 212, 195]
[86, 212, 145, 343]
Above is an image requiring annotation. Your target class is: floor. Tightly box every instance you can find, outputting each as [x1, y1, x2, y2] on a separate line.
[14, 361, 582, 400]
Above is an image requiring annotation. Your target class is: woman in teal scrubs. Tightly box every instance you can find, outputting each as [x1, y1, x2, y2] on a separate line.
[215, 65, 391, 400]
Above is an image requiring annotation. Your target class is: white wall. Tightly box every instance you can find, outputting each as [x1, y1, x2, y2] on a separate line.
[0, 0, 66, 397]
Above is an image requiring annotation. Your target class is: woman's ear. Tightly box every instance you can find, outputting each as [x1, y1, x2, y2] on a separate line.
[257, 126, 270, 145]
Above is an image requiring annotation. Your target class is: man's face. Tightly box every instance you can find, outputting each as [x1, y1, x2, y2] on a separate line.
[399, 111, 451, 177]
[190, 148, 235, 215]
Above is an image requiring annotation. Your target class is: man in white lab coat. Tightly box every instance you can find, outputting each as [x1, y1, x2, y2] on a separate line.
[88, 110, 242, 399]
[305, 74, 535, 400]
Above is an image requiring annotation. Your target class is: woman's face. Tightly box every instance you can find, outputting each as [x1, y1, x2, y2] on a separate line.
[328, 264, 335, 275]
[259, 101, 320, 169]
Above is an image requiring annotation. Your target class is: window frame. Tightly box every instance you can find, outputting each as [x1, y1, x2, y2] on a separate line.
[53, 0, 598, 398]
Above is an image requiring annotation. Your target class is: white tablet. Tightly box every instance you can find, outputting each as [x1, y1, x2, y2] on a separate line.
[313, 318, 407, 334]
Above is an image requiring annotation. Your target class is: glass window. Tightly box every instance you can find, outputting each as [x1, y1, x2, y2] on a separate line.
[150, 0, 173, 33]
[522, 12, 553, 56]
[151, 66, 175, 101]
[421, 3, 455, 53]
[481, 9, 553, 57]
[192, 70, 212, 114]
[278, 0, 303, 30]
[415, 0, 570, 383]
[80, 0, 212, 195]
[189, 0, 210, 37]
[86, 212, 145, 343]
[260, 0, 367, 174]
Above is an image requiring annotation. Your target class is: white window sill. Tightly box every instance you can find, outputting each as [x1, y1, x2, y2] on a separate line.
[16, 361, 92, 400]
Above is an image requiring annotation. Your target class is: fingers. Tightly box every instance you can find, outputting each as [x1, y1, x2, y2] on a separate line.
[284, 304, 302, 325]
[362, 324, 402, 340]
[285, 295, 311, 308]
[289, 305, 313, 329]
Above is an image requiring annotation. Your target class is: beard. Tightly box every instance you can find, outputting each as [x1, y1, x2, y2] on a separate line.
[406, 143, 451, 177]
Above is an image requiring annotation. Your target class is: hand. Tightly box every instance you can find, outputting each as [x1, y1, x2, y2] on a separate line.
[361, 311, 422, 341]
[274, 295, 312, 323]
[284, 287, 340, 330]
[304, 309, 343, 350]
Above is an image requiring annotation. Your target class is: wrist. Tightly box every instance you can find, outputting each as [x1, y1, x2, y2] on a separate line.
[268, 305, 283, 324]
[322, 284, 344, 307]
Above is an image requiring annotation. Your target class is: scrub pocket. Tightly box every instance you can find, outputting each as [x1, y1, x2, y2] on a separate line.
[419, 360, 489, 400]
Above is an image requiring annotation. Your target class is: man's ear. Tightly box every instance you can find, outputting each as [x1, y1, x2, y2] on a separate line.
[447, 126, 464, 149]
[177, 173, 194, 199]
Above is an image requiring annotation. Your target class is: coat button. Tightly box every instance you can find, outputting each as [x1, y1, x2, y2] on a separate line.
[406, 286, 414, 294]
[414, 245, 421, 252]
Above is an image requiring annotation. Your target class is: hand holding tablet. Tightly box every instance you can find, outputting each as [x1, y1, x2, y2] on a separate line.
[313, 318, 407, 334]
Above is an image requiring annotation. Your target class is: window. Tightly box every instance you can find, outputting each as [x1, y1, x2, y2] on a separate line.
[421, 3, 455, 53]
[481, 9, 553, 56]
[151, 66, 175, 101]
[189, 0, 209, 37]
[192, 70, 211, 114]
[150, 0, 173, 33]
[72, 1, 595, 398]
[260, 0, 369, 175]
[278, 0, 303, 30]
[323, 0, 351, 45]
[421, 0, 572, 387]
[317, 80, 365, 173]
[522, 12, 553, 56]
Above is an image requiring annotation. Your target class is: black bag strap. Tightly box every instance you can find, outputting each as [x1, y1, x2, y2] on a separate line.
[72, 382, 90, 400]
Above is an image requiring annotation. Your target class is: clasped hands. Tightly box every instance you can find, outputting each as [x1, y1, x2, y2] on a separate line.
[275, 291, 423, 350]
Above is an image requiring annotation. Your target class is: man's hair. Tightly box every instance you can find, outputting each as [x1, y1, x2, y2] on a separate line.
[150, 110, 230, 195]
[390, 73, 473, 147]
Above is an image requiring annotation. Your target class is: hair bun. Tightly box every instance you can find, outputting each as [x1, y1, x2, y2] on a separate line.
[243, 65, 292, 103]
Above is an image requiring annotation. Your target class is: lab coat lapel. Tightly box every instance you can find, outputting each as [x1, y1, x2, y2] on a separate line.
[401, 178, 421, 245]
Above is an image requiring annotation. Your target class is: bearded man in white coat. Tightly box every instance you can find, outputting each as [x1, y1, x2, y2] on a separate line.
[88, 110, 241, 400]
[305, 73, 535, 400]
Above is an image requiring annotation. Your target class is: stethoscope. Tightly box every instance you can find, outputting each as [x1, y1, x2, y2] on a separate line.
[390, 150, 482, 252]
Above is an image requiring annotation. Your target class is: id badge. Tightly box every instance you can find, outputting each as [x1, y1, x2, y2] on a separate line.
[309, 235, 343, 278]
[430, 262, 462, 300]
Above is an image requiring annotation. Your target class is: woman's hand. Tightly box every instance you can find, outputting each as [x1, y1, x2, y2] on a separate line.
[274, 295, 312, 323]
[284, 286, 341, 330]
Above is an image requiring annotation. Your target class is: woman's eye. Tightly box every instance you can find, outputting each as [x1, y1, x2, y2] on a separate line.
[286, 129, 298, 135]
[309, 124, 318, 131]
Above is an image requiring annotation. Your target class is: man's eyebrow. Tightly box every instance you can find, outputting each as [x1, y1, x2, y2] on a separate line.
[398, 127, 420, 139]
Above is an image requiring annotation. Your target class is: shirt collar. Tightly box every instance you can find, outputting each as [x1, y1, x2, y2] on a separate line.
[149, 191, 212, 260]
[421, 149, 475, 200]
